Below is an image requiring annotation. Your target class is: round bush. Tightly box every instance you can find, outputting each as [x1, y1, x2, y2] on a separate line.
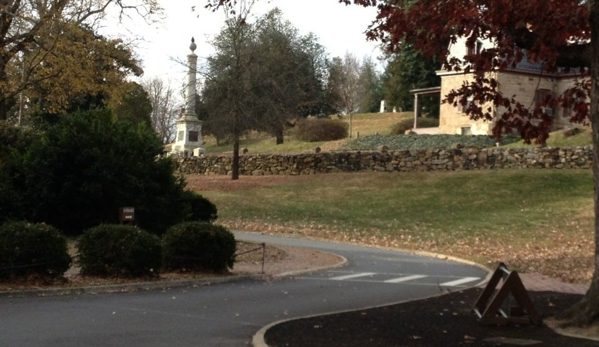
[77, 224, 162, 278]
[0, 222, 71, 280]
[182, 191, 218, 223]
[294, 118, 348, 142]
[389, 117, 440, 135]
[163, 222, 236, 273]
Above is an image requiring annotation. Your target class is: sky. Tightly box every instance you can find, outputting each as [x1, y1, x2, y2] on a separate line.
[102, 0, 382, 84]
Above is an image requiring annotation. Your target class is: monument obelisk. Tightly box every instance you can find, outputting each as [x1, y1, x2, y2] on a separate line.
[171, 38, 203, 157]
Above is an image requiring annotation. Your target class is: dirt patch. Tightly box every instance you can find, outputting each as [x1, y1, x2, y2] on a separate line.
[0, 243, 343, 293]
[234, 244, 343, 277]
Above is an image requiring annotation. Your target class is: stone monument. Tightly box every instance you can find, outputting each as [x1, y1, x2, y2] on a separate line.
[171, 38, 204, 157]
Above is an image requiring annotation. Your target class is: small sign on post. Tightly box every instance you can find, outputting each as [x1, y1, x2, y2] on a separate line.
[119, 207, 135, 224]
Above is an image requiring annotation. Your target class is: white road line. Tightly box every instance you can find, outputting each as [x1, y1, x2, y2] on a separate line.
[330, 272, 377, 281]
[384, 275, 428, 283]
[440, 277, 480, 287]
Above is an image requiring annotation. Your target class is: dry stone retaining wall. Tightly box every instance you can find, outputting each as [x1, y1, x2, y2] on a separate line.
[176, 146, 593, 176]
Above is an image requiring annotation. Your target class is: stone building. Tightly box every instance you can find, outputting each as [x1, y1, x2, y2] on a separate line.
[436, 36, 583, 135]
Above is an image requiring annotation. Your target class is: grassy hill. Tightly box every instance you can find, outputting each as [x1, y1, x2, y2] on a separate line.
[503, 126, 592, 148]
[202, 112, 413, 154]
[201, 113, 592, 154]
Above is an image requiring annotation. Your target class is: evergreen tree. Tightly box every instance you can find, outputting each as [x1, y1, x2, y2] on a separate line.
[381, 44, 440, 117]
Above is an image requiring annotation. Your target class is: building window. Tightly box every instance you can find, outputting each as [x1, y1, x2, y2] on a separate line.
[535, 89, 556, 117]
[460, 95, 474, 113]
[467, 40, 483, 56]
[188, 131, 199, 142]
[461, 127, 472, 135]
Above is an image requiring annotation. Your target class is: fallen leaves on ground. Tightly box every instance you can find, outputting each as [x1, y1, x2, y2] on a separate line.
[220, 218, 593, 284]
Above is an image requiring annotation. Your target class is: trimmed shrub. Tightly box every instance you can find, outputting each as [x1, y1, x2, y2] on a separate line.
[182, 190, 218, 223]
[77, 224, 162, 278]
[0, 109, 190, 236]
[0, 222, 71, 280]
[389, 117, 440, 135]
[295, 118, 348, 142]
[163, 222, 236, 273]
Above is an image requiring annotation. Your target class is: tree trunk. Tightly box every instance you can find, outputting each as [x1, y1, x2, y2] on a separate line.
[275, 126, 284, 145]
[232, 132, 240, 180]
[556, 0, 599, 327]
[0, 97, 7, 122]
[349, 112, 353, 138]
[0, 55, 9, 121]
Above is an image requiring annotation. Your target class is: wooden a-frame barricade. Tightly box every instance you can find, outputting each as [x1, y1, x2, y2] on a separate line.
[472, 263, 541, 326]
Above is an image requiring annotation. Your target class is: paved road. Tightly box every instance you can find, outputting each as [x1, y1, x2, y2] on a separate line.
[0, 233, 488, 347]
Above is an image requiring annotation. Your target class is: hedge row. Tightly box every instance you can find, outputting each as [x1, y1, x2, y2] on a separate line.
[0, 221, 236, 280]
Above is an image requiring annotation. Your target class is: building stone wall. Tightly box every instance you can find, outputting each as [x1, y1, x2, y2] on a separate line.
[438, 73, 496, 135]
[495, 71, 573, 128]
[439, 71, 580, 135]
[176, 146, 592, 176]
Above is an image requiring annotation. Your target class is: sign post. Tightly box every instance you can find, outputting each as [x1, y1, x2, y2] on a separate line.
[119, 207, 135, 224]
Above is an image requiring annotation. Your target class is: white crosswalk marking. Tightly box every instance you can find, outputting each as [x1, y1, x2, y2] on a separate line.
[440, 277, 480, 287]
[307, 272, 481, 287]
[330, 272, 377, 280]
[384, 275, 428, 283]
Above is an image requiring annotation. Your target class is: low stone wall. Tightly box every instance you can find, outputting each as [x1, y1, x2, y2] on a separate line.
[176, 146, 593, 176]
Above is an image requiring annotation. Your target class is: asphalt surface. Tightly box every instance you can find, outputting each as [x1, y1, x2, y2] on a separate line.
[0, 233, 488, 347]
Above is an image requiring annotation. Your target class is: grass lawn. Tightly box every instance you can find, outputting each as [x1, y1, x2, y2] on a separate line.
[202, 112, 412, 154]
[199, 169, 594, 284]
[503, 126, 592, 148]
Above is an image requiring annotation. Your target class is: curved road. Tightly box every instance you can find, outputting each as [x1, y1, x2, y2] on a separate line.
[0, 232, 488, 347]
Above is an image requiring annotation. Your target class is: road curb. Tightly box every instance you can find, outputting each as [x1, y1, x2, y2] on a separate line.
[272, 251, 348, 279]
[0, 248, 348, 299]
[0, 274, 265, 298]
[251, 246, 493, 347]
[251, 288, 481, 347]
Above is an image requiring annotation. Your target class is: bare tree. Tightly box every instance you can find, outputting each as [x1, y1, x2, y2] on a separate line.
[142, 78, 180, 144]
[328, 52, 366, 138]
[358, 55, 383, 113]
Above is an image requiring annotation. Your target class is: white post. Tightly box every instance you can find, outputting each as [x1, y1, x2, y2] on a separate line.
[413, 93, 418, 129]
